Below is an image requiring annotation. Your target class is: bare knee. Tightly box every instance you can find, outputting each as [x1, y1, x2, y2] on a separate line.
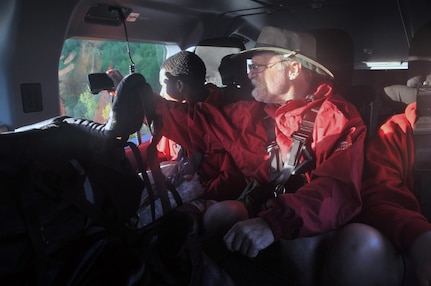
[203, 200, 248, 235]
[323, 223, 404, 286]
[332, 223, 388, 256]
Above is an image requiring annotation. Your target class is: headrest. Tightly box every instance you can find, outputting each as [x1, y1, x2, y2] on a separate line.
[194, 37, 246, 86]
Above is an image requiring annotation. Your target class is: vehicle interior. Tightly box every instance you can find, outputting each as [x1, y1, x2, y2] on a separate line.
[2, 0, 431, 133]
[1, 0, 431, 284]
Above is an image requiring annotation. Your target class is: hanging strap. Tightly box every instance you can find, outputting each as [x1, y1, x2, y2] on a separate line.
[414, 133, 431, 221]
[145, 132, 184, 220]
[125, 141, 158, 223]
[146, 133, 173, 215]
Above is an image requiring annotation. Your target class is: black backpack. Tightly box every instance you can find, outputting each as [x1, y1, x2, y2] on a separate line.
[0, 125, 146, 286]
[0, 119, 234, 286]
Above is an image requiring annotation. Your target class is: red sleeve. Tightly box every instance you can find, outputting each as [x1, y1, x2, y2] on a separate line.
[179, 100, 270, 198]
[154, 96, 199, 151]
[199, 151, 248, 201]
[260, 95, 366, 240]
[360, 109, 431, 250]
[195, 101, 271, 183]
[155, 96, 266, 200]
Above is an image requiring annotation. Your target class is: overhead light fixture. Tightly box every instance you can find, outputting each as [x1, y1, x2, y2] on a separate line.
[84, 3, 131, 26]
[355, 61, 408, 70]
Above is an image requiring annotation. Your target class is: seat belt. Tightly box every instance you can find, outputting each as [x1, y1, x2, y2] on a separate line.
[266, 103, 320, 196]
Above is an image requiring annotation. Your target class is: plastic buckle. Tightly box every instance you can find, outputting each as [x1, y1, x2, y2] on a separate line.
[273, 184, 287, 197]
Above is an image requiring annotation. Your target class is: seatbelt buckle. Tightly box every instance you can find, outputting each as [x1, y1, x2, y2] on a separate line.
[291, 129, 311, 144]
[266, 141, 279, 153]
[267, 141, 283, 175]
[273, 184, 287, 197]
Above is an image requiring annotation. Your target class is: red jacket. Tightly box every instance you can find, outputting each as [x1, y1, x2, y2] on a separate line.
[157, 83, 366, 240]
[262, 84, 366, 240]
[360, 102, 431, 250]
[154, 84, 247, 201]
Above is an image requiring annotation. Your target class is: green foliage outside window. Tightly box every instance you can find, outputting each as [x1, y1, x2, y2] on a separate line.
[59, 39, 166, 120]
[59, 39, 167, 141]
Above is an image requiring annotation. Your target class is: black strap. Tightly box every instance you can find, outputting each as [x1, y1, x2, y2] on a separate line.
[166, 181, 184, 207]
[414, 169, 431, 221]
[413, 114, 431, 221]
[147, 133, 173, 215]
[146, 132, 189, 220]
[413, 85, 431, 220]
[125, 141, 157, 222]
[129, 132, 193, 225]
[287, 107, 319, 167]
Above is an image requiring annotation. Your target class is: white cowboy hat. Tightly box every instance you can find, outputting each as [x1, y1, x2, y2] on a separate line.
[241, 26, 334, 78]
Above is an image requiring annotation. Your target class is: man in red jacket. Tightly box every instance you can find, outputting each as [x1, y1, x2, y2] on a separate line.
[125, 51, 248, 209]
[358, 22, 431, 286]
[154, 51, 248, 202]
[360, 101, 431, 286]
[154, 26, 391, 285]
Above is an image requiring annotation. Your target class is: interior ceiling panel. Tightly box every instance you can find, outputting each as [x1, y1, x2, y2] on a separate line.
[66, 0, 431, 68]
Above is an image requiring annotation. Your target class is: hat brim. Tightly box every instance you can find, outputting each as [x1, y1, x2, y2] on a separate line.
[240, 46, 334, 79]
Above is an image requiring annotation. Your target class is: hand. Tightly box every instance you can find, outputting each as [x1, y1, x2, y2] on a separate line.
[106, 69, 124, 90]
[411, 231, 431, 286]
[223, 217, 275, 258]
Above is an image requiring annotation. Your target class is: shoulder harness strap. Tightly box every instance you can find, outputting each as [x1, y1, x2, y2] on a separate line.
[267, 98, 322, 195]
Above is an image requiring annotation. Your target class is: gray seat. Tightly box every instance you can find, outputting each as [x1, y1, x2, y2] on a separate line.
[194, 37, 246, 87]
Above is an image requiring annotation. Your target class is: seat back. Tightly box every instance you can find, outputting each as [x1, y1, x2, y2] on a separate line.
[408, 21, 431, 220]
[414, 85, 431, 221]
[218, 53, 253, 102]
[309, 28, 354, 95]
[310, 29, 376, 136]
[193, 37, 246, 87]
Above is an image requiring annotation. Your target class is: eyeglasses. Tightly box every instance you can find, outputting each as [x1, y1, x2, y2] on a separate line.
[248, 60, 289, 74]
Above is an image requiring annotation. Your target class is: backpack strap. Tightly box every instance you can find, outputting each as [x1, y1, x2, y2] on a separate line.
[125, 141, 158, 223]
[145, 132, 185, 220]
[146, 132, 173, 215]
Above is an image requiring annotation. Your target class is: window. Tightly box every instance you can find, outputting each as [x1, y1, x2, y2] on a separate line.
[59, 38, 174, 142]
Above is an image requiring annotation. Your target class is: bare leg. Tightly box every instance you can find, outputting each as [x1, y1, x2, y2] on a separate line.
[203, 200, 249, 235]
[323, 223, 404, 286]
[275, 232, 335, 286]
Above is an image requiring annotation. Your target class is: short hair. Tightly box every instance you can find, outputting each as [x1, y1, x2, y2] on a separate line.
[161, 51, 206, 86]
